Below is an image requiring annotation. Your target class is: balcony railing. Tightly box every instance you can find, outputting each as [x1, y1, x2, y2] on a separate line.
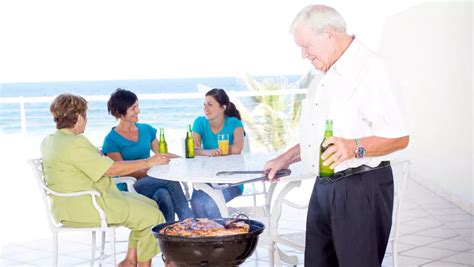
[0, 89, 307, 136]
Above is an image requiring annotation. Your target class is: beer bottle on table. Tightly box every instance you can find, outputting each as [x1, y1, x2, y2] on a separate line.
[319, 119, 334, 177]
[158, 128, 168, 153]
[185, 124, 195, 158]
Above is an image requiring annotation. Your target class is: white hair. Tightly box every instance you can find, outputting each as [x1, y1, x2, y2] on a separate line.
[290, 5, 347, 35]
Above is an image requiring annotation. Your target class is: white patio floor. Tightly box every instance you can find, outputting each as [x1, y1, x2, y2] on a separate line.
[1, 176, 473, 266]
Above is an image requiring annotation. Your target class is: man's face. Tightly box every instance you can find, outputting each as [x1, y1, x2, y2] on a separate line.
[293, 23, 334, 72]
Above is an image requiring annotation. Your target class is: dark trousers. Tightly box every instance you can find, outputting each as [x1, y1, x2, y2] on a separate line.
[305, 166, 394, 267]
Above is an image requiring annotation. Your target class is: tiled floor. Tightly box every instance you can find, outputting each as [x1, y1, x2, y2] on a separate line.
[1, 178, 473, 266]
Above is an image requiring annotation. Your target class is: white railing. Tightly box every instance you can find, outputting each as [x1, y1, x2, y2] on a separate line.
[0, 89, 308, 136]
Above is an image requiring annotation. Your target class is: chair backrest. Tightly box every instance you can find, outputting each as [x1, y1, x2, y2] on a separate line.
[243, 134, 251, 153]
[390, 160, 410, 239]
[28, 158, 62, 229]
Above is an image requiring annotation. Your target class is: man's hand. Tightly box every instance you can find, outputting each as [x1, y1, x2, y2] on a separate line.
[321, 137, 356, 169]
[264, 156, 290, 181]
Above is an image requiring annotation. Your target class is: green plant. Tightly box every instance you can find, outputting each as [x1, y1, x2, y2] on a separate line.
[234, 72, 314, 152]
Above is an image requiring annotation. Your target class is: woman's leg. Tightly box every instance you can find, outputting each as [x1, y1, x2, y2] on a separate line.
[162, 180, 194, 220]
[134, 177, 176, 222]
[153, 189, 175, 222]
[190, 187, 243, 219]
[118, 248, 137, 267]
[122, 192, 164, 264]
[190, 190, 210, 218]
[133, 176, 166, 198]
[223, 186, 243, 203]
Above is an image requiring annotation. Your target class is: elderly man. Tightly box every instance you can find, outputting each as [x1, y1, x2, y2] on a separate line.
[265, 5, 409, 267]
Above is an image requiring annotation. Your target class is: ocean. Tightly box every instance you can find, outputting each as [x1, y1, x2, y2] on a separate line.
[0, 75, 300, 136]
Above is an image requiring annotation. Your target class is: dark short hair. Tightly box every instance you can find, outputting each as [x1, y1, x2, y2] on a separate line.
[50, 93, 87, 129]
[107, 88, 138, 118]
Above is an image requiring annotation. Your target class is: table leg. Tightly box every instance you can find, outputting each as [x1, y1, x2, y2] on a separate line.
[193, 183, 229, 217]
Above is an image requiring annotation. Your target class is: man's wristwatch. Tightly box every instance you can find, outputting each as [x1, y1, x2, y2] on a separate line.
[354, 138, 366, 158]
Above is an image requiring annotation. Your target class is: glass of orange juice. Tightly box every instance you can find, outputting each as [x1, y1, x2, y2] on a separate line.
[218, 133, 230, 156]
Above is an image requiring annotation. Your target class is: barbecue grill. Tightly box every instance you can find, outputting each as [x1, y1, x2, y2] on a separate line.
[152, 218, 265, 267]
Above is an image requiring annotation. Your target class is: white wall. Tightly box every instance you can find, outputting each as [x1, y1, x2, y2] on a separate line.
[379, 2, 473, 207]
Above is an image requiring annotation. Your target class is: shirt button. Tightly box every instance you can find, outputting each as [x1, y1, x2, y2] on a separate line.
[308, 144, 311, 148]
[312, 123, 314, 126]
[321, 84, 325, 87]
[315, 103, 318, 107]
[312, 164, 315, 167]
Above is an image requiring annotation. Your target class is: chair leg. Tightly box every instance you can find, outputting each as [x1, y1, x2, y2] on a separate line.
[52, 232, 59, 267]
[252, 183, 257, 207]
[268, 241, 275, 267]
[392, 240, 398, 267]
[110, 229, 117, 266]
[99, 231, 106, 267]
[91, 231, 96, 267]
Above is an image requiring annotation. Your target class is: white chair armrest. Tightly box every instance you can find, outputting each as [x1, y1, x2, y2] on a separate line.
[45, 187, 101, 197]
[112, 176, 137, 193]
[280, 199, 308, 210]
[44, 185, 107, 228]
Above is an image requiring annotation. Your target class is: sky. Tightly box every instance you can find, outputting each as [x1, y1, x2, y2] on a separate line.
[0, 0, 427, 83]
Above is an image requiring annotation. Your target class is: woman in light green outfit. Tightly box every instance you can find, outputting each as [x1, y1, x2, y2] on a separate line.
[41, 94, 169, 267]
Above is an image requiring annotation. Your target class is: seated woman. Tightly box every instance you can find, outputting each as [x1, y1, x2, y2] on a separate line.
[41, 93, 168, 267]
[191, 88, 245, 219]
[102, 88, 193, 222]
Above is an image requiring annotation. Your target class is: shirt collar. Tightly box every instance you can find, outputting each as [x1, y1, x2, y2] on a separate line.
[58, 128, 76, 135]
[329, 37, 365, 81]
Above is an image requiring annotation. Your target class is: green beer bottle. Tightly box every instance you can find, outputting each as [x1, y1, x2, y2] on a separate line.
[185, 125, 195, 158]
[319, 119, 334, 177]
[158, 128, 168, 153]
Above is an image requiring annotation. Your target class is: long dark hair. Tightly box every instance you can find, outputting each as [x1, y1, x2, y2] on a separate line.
[206, 88, 241, 120]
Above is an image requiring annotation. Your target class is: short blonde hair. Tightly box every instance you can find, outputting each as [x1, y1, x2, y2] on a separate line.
[290, 5, 347, 35]
[50, 93, 88, 129]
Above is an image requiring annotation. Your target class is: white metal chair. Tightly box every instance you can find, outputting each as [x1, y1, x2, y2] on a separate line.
[28, 158, 134, 267]
[269, 180, 307, 266]
[390, 160, 410, 266]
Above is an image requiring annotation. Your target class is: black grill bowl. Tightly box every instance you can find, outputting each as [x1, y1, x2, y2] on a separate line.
[152, 219, 265, 267]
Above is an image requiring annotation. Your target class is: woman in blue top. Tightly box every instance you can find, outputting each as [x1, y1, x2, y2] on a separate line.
[191, 88, 245, 219]
[102, 88, 193, 222]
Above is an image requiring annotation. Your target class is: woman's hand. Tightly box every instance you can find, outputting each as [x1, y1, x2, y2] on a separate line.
[204, 149, 222, 157]
[148, 153, 171, 167]
[165, 152, 181, 159]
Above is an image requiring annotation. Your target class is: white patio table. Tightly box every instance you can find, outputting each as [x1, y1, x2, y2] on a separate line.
[147, 152, 314, 217]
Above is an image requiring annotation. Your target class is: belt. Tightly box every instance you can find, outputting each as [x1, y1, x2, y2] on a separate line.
[318, 161, 391, 184]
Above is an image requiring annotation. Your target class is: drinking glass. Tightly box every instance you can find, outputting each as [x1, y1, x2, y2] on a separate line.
[217, 134, 230, 156]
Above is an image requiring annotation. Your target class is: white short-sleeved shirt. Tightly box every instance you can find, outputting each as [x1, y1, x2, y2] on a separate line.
[299, 38, 408, 175]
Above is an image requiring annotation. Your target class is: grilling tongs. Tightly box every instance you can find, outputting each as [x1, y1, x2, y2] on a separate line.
[211, 169, 291, 189]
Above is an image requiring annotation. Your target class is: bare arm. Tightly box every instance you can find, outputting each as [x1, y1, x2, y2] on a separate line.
[229, 127, 244, 154]
[106, 152, 148, 178]
[322, 135, 410, 169]
[150, 138, 159, 154]
[264, 144, 301, 180]
[104, 153, 169, 177]
[150, 138, 180, 158]
[193, 132, 221, 157]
